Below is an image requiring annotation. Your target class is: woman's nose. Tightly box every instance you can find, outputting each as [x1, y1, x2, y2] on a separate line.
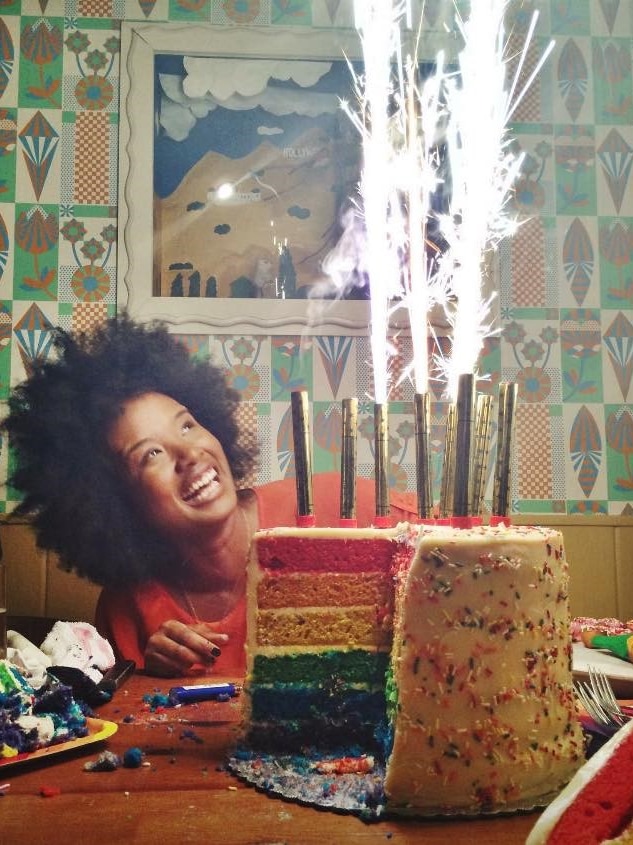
[174, 441, 202, 467]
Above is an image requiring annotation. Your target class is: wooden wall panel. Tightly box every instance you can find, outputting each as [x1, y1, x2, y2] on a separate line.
[1, 520, 47, 617]
[562, 524, 616, 620]
[515, 515, 633, 620]
[3, 515, 633, 625]
[615, 525, 633, 622]
[44, 551, 100, 622]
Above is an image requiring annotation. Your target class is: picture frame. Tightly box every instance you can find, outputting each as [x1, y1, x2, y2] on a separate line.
[117, 21, 463, 336]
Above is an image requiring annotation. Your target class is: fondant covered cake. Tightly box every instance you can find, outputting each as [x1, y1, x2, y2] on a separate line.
[236, 520, 584, 817]
[385, 523, 584, 814]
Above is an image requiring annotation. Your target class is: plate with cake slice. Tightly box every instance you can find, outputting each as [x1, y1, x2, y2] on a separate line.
[0, 717, 118, 768]
[526, 717, 633, 844]
[573, 642, 633, 697]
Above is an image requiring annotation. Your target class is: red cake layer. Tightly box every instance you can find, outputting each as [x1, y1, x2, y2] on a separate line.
[257, 536, 396, 573]
[528, 721, 633, 844]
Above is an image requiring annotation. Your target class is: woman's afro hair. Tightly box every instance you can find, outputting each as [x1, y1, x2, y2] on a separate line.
[2, 314, 258, 588]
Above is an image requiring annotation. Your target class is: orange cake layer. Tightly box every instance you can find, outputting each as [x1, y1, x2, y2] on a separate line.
[257, 571, 392, 609]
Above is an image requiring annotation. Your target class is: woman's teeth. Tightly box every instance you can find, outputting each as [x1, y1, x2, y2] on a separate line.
[183, 468, 218, 501]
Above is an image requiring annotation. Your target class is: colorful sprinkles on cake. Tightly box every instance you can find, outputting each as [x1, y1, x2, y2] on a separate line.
[233, 523, 584, 818]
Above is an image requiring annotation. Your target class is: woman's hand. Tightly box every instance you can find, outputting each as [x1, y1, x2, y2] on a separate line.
[143, 620, 229, 677]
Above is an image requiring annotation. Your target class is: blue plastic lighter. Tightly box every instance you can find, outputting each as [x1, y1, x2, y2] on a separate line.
[168, 682, 241, 705]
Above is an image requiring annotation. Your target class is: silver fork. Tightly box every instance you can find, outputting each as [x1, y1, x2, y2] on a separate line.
[588, 666, 631, 725]
[574, 667, 631, 731]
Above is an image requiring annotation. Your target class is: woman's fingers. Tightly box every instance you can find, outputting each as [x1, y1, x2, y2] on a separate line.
[144, 620, 229, 677]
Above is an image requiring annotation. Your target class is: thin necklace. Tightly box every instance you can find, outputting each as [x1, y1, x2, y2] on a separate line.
[180, 505, 252, 622]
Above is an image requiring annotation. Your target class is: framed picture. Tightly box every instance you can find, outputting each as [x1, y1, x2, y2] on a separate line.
[117, 22, 458, 335]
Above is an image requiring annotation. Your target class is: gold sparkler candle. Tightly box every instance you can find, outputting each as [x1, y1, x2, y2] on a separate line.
[452, 373, 475, 519]
[470, 393, 494, 516]
[492, 381, 518, 521]
[340, 398, 358, 524]
[414, 392, 433, 520]
[439, 403, 456, 518]
[290, 390, 314, 526]
[374, 402, 390, 525]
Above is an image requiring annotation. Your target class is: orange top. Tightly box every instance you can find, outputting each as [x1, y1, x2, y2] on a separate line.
[95, 473, 418, 673]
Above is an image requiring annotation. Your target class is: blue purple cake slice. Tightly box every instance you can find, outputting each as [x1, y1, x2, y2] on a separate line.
[0, 659, 88, 759]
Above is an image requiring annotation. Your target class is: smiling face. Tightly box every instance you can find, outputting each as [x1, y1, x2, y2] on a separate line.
[107, 391, 239, 543]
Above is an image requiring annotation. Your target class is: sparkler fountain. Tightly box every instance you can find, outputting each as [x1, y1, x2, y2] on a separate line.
[339, 397, 358, 526]
[440, 2, 554, 396]
[295, 1, 554, 525]
[290, 389, 315, 527]
[344, 1, 411, 525]
[402, 50, 447, 520]
[433, 1, 553, 521]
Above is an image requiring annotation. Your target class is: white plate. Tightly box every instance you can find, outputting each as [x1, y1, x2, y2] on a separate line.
[573, 642, 633, 697]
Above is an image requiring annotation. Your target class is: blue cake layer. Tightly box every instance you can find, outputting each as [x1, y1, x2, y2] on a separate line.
[249, 686, 386, 722]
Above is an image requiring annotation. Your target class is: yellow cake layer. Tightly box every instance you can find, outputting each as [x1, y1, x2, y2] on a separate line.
[247, 643, 389, 658]
[256, 571, 393, 609]
[256, 606, 392, 647]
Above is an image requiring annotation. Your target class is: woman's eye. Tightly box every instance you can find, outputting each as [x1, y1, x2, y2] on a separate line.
[140, 446, 162, 466]
[182, 420, 194, 433]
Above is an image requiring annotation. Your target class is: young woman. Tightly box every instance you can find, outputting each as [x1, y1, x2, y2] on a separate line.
[3, 315, 416, 677]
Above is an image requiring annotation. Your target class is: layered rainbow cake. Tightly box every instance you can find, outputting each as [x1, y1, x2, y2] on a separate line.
[238, 522, 585, 817]
[244, 525, 410, 752]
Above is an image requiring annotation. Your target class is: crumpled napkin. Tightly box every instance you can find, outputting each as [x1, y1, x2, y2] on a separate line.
[7, 621, 116, 686]
[7, 630, 52, 688]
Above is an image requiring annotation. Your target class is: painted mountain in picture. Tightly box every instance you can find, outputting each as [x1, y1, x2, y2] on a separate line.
[155, 126, 359, 299]
[153, 54, 363, 300]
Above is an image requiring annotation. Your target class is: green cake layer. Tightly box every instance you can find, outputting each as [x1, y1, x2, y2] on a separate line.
[251, 650, 390, 685]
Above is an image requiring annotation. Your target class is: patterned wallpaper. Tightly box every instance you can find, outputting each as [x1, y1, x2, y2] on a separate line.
[0, 0, 631, 518]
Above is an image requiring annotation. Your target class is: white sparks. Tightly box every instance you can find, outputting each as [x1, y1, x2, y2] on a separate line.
[440, 1, 554, 398]
[348, 0, 409, 404]
[336, 1, 554, 403]
[399, 49, 448, 394]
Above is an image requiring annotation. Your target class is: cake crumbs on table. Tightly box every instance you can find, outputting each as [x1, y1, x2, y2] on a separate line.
[39, 784, 61, 797]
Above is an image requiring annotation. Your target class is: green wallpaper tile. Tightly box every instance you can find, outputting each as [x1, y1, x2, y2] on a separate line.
[592, 37, 633, 126]
[599, 217, 633, 307]
[272, 0, 311, 26]
[550, 0, 591, 36]
[605, 403, 633, 499]
[18, 18, 64, 111]
[13, 203, 58, 300]
[170, 0, 212, 22]
[555, 124, 597, 215]
[0, 108, 17, 203]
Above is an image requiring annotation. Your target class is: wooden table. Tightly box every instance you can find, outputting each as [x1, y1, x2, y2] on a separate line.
[2, 673, 541, 844]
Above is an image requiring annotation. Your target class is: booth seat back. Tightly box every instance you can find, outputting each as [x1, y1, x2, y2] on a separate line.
[514, 514, 633, 623]
[1, 517, 100, 624]
[2, 514, 633, 626]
